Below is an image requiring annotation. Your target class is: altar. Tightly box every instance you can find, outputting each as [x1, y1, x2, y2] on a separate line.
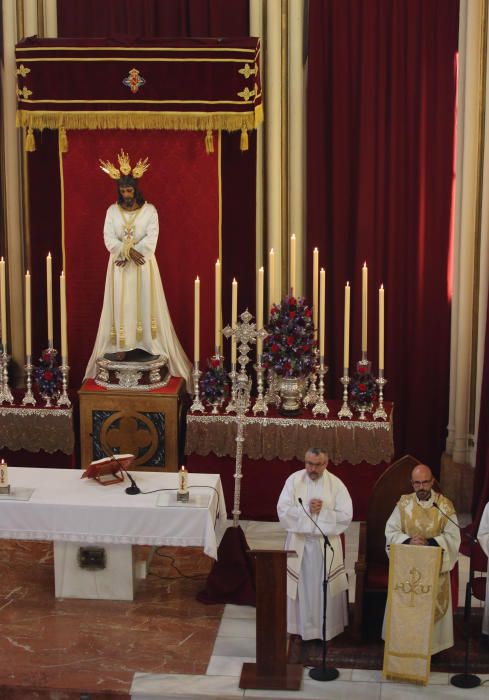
[185, 401, 394, 520]
[0, 467, 227, 600]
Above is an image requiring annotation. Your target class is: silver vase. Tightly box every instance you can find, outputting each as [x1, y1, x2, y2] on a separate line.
[279, 376, 305, 415]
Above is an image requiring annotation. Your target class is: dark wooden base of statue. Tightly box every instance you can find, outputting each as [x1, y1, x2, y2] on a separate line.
[239, 549, 302, 691]
[240, 662, 302, 690]
[79, 378, 185, 471]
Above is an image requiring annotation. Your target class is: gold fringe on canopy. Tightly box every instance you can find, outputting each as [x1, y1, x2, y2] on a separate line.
[25, 127, 36, 151]
[59, 127, 68, 153]
[205, 129, 214, 154]
[16, 109, 263, 133]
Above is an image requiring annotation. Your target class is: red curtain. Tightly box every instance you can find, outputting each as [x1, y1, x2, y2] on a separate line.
[57, 0, 249, 38]
[63, 130, 219, 388]
[307, 0, 459, 470]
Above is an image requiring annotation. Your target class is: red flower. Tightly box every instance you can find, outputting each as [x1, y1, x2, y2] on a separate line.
[210, 358, 220, 368]
[304, 308, 312, 317]
[43, 371, 54, 381]
[359, 383, 366, 391]
[289, 311, 296, 319]
[302, 344, 310, 352]
[289, 297, 297, 305]
[359, 365, 367, 374]
[271, 343, 279, 353]
[287, 336, 294, 346]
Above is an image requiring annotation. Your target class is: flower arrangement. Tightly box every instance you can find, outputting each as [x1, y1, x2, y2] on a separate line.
[34, 348, 62, 397]
[199, 358, 229, 404]
[262, 296, 316, 378]
[349, 361, 377, 406]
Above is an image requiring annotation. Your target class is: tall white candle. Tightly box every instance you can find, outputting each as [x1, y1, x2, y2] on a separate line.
[290, 234, 296, 295]
[313, 247, 319, 336]
[257, 267, 264, 355]
[231, 278, 238, 364]
[194, 276, 200, 363]
[25, 271, 32, 357]
[214, 259, 221, 352]
[0, 459, 8, 488]
[0, 257, 6, 350]
[319, 268, 326, 357]
[362, 261, 368, 353]
[60, 271, 68, 361]
[46, 252, 53, 348]
[343, 282, 351, 371]
[379, 284, 385, 371]
[269, 248, 275, 308]
[178, 465, 189, 493]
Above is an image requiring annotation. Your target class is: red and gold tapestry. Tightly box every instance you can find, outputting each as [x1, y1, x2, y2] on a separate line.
[15, 37, 262, 134]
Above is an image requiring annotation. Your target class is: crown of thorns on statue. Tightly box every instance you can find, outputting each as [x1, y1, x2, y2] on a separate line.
[99, 149, 150, 180]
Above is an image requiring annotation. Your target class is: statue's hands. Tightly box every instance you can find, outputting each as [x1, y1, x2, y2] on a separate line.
[115, 259, 127, 267]
[129, 248, 145, 265]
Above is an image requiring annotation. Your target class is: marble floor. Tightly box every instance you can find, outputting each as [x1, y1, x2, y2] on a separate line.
[0, 519, 487, 699]
[131, 519, 489, 700]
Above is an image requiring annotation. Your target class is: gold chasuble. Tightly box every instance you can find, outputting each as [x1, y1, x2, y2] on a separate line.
[383, 543, 442, 684]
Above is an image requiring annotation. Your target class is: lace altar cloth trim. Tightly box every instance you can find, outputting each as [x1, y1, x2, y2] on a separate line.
[185, 405, 394, 465]
[0, 407, 74, 454]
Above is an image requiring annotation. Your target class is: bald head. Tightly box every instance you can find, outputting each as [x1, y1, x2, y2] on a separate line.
[411, 464, 434, 501]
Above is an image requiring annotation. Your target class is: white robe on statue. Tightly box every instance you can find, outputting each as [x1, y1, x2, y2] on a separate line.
[277, 469, 353, 641]
[477, 501, 489, 635]
[84, 202, 191, 388]
[384, 492, 460, 654]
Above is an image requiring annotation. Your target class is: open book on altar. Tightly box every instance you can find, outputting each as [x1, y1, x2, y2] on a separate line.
[81, 454, 135, 486]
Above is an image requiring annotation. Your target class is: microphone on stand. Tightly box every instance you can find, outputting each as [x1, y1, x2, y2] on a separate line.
[89, 433, 141, 495]
[432, 500, 477, 543]
[430, 498, 481, 689]
[297, 497, 333, 549]
[297, 497, 338, 682]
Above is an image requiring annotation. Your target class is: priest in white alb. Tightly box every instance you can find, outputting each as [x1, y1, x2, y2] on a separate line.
[277, 447, 353, 641]
[384, 464, 460, 656]
[477, 501, 489, 639]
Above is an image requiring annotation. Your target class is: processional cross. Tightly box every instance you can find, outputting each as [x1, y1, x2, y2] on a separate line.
[223, 310, 268, 525]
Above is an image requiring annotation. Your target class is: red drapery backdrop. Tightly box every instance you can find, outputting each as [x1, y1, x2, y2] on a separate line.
[307, 0, 459, 470]
[57, 0, 249, 38]
[62, 130, 219, 387]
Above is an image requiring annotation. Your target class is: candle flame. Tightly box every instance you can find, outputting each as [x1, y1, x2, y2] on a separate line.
[380, 283, 384, 290]
[195, 275, 200, 282]
[363, 261, 367, 268]
[270, 248, 274, 254]
[48, 252, 52, 258]
[232, 278, 237, 284]
[291, 233, 296, 239]
[347, 281, 350, 287]
[26, 270, 30, 275]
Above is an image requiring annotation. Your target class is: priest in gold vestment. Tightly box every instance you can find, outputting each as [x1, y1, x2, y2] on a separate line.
[384, 464, 460, 655]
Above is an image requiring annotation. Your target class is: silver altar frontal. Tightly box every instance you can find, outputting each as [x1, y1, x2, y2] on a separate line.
[95, 354, 170, 390]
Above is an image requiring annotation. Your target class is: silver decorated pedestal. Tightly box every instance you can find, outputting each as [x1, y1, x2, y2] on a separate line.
[95, 355, 170, 390]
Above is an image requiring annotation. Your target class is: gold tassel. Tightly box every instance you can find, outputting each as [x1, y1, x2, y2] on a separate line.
[59, 127, 68, 153]
[136, 321, 143, 342]
[240, 126, 249, 151]
[25, 127, 36, 152]
[110, 324, 117, 345]
[119, 328, 125, 348]
[205, 129, 214, 154]
[151, 318, 157, 339]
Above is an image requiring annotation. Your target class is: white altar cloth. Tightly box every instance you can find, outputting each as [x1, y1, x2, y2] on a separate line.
[0, 468, 227, 559]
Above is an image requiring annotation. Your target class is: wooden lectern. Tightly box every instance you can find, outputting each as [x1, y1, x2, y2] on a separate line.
[239, 549, 303, 690]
